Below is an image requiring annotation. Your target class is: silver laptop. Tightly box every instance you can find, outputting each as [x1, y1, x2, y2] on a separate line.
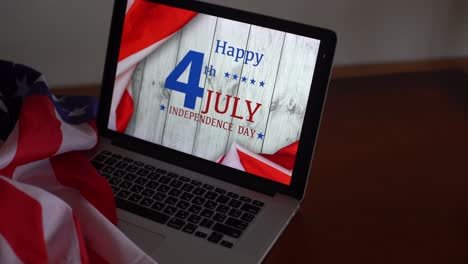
[91, 0, 336, 263]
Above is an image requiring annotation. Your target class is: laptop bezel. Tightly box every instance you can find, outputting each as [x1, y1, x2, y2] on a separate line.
[98, 0, 336, 200]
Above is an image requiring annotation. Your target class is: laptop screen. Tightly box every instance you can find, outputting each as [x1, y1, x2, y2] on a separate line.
[108, 1, 321, 186]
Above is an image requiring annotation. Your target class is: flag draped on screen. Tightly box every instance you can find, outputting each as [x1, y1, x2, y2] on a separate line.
[110, 0, 197, 132]
[0, 61, 156, 263]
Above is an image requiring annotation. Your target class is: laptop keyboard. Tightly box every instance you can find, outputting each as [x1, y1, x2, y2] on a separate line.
[91, 150, 265, 249]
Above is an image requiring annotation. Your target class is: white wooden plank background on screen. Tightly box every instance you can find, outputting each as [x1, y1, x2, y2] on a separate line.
[161, 15, 218, 154]
[125, 59, 146, 136]
[192, 18, 251, 160]
[131, 32, 182, 144]
[227, 26, 285, 153]
[261, 34, 320, 154]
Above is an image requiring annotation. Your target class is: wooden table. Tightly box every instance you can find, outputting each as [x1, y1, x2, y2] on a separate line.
[55, 70, 468, 263]
[264, 70, 468, 264]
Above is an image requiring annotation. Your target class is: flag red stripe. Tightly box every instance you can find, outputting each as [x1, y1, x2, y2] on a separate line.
[118, 1, 197, 62]
[51, 152, 117, 224]
[0, 178, 48, 263]
[260, 141, 298, 171]
[218, 155, 226, 164]
[116, 89, 134, 132]
[72, 213, 90, 264]
[0, 95, 62, 177]
[88, 120, 98, 134]
[237, 150, 292, 185]
[87, 246, 110, 264]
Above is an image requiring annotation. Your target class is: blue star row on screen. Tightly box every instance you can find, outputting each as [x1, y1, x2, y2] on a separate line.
[222, 72, 266, 87]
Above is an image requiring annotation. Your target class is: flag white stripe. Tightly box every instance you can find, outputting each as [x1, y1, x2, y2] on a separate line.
[109, 34, 175, 130]
[126, 0, 135, 13]
[0, 234, 23, 264]
[60, 192, 156, 264]
[108, 65, 136, 131]
[2, 174, 82, 263]
[116, 34, 174, 77]
[219, 142, 246, 171]
[11, 158, 157, 263]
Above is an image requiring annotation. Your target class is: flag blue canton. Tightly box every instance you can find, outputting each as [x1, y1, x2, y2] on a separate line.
[52, 95, 98, 125]
[0, 60, 98, 131]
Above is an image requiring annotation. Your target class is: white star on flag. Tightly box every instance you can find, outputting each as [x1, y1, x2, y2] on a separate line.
[0, 91, 7, 113]
[51, 94, 66, 103]
[68, 105, 88, 117]
[15, 76, 30, 97]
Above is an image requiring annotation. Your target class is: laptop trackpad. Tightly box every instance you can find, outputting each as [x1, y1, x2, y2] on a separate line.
[118, 219, 165, 256]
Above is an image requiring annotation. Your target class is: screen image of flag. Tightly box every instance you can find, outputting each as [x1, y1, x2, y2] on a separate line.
[108, 0, 320, 186]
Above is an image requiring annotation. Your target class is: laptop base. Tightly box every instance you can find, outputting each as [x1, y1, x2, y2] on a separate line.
[91, 139, 299, 264]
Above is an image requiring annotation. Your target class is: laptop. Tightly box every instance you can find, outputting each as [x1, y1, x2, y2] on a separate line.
[91, 0, 336, 263]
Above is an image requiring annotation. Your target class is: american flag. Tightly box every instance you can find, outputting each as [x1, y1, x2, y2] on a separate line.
[0, 61, 155, 262]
